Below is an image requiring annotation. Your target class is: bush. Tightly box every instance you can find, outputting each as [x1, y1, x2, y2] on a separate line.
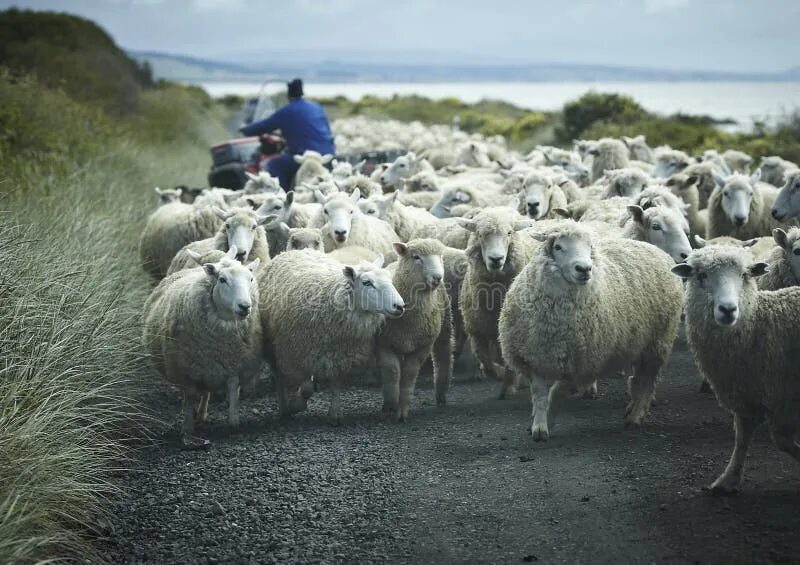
[556, 92, 647, 143]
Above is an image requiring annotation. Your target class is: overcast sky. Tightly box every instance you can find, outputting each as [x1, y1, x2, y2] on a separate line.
[3, 0, 799, 72]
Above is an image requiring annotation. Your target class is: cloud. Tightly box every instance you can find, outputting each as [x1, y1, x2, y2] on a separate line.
[644, 0, 689, 13]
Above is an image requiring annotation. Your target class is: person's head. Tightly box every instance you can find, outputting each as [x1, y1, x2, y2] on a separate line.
[287, 78, 303, 100]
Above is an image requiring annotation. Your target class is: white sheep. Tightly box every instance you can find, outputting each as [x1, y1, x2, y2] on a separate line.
[622, 205, 692, 263]
[621, 135, 654, 163]
[457, 208, 536, 399]
[499, 222, 683, 440]
[243, 171, 282, 194]
[770, 169, 800, 222]
[310, 189, 400, 259]
[722, 149, 753, 174]
[376, 239, 453, 420]
[359, 192, 438, 241]
[154, 186, 183, 207]
[518, 172, 568, 220]
[760, 155, 799, 187]
[258, 251, 404, 423]
[285, 226, 324, 252]
[757, 227, 800, 291]
[601, 167, 650, 199]
[143, 249, 263, 446]
[293, 150, 334, 186]
[380, 152, 421, 190]
[589, 138, 629, 182]
[672, 246, 800, 493]
[653, 147, 692, 179]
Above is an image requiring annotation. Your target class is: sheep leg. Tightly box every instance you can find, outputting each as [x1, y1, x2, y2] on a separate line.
[432, 304, 454, 407]
[699, 378, 713, 394]
[710, 413, 761, 495]
[769, 423, 800, 463]
[526, 372, 551, 442]
[472, 336, 500, 381]
[195, 392, 210, 423]
[273, 371, 291, 418]
[328, 379, 343, 426]
[625, 367, 658, 428]
[227, 375, 240, 427]
[182, 389, 197, 437]
[398, 350, 428, 421]
[377, 347, 401, 416]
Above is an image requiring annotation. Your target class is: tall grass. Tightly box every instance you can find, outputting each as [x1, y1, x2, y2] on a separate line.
[0, 70, 228, 562]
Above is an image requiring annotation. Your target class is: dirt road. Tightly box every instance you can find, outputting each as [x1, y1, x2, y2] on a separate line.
[96, 334, 800, 564]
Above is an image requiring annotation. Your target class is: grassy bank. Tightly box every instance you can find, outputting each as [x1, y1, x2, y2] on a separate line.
[0, 10, 229, 562]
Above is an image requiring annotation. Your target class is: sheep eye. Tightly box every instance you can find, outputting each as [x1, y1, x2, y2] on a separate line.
[399, 163, 406, 168]
[554, 244, 563, 251]
[793, 249, 800, 256]
[224, 222, 231, 229]
[219, 276, 227, 284]
[651, 224, 662, 231]
[362, 279, 373, 287]
[412, 254, 421, 262]
[273, 205, 282, 210]
[507, 230, 513, 236]
[723, 192, 729, 198]
[324, 209, 329, 215]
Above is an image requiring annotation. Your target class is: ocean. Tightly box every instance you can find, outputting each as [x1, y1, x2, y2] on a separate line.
[195, 80, 800, 132]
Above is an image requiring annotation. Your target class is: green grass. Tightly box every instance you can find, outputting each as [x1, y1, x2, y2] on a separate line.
[0, 67, 228, 562]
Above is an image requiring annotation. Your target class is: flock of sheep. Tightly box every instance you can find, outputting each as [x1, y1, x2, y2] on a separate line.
[139, 116, 800, 495]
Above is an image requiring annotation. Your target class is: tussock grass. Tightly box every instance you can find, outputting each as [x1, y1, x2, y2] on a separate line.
[0, 69, 228, 561]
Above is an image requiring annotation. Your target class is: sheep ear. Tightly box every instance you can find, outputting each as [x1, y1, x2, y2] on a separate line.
[455, 218, 477, 232]
[627, 205, 645, 224]
[225, 245, 238, 259]
[354, 159, 366, 173]
[213, 206, 230, 221]
[174, 187, 183, 197]
[285, 190, 294, 206]
[314, 189, 326, 203]
[750, 168, 762, 185]
[342, 266, 356, 280]
[322, 154, 334, 164]
[587, 147, 599, 157]
[712, 171, 727, 188]
[258, 213, 277, 226]
[454, 190, 470, 203]
[373, 253, 385, 268]
[693, 235, 707, 248]
[245, 171, 259, 181]
[741, 239, 758, 248]
[247, 258, 261, 272]
[683, 175, 699, 189]
[552, 207, 571, 219]
[530, 232, 548, 242]
[621, 136, 632, 147]
[245, 197, 257, 209]
[350, 188, 361, 203]
[203, 263, 219, 276]
[154, 186, 163, 195]
[393, 242, 408, 256]
[773, 228, 788, 248]
[747, 262, 769, 278]
[293, 155, 304, 164]
[671, 263, 694, 279]
[186, 249, 203, 263]
[514, 219, 534, 231]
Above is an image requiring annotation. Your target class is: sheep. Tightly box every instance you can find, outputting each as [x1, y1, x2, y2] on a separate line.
[760, 155, 798, 187]
[143, 249, 263, 446]
[665, 173, 706, 238]
[358, 192, 438, 241]
[706, 170, 794, 240]
[403, 171, 440, 193]
[589, 138, 629, 182]
[499, 221, 683, 440]
[455, 141, 492, 168]
[574, 196, 632, 225]
[258, 251, 404, 423]
[429, 184, 505, 218]
[518, 172, 568, 220]
[757, 227, 800, 290]
[398, 190, 441, 210]
[770, 169, 800, 222]
[679, 161, 722, 208]
[327, 245, 379, 264]
[621, 135, 654, 163]
[193, 187, 240, 208]
[243, 171, 282, 194]
[337, 173, 383, 198]
[293, 150, 333, 186]
[310, 189, 400, 258]
[138, 201, 221, 283]
[722, 149, 753, 174]
[252, 191, 318, 256]
[286, 226, 324, 252]
[457, 208, 536, 399]
[672, 246, 800, 493]
[441, 246, 469, 360]
[154, 186, 183, 207]
[540, 148, 591, 186]
[601, 167, 650, 199]
[169, 207, 273, 274]
[380, 152, 421, 190]
[622, 205, 692, 263]
[653, 147, 692, 179]
[410, 217, 472, 249]
[376, 239, 453, 420]
[166, 247, 227, 276]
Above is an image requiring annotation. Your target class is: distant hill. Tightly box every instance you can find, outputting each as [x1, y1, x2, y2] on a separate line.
[131, 50, 800, 84]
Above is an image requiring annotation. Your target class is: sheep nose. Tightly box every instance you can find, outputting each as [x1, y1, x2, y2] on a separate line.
[734, 215, 746, 225]
[488, 255, 505, 267]
[772, 209, 783, 220]
[237, 303, 251, 317]
[575, 264, 592, 274]
[680, 252, 688, 260]
[235, 251, 246, 261]
[430, 274, 442, 286]
[393, 303, 405, 315]
[527, 202, 539, 214]
[718, 304, 737, 317]
[334, 229, 347, 237]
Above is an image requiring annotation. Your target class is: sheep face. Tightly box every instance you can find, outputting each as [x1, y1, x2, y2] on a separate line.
[286, 227, 323, 251]
[628, 205, 691, 263]
[318, 189, 360, 243]
[605, 168, 649, 199]
[713, 171, 762, 227]
[404, 172, 439, 193]
[343, 255, 405, 318]
[214, 207, 272, 261]
[394, 240, 445, 289]
[771, 171, 800, 221]
[430, 188, 471, 219]
[573, 140, 596, 162]
[520, 175, 554, 220]
[760, 156, 795, 186]
[244, 171, 281, 194]
[544, 150, 590, 185]
[621, 135, 654, 163]
[459, 211, 531, 272]
[672, 248, 767, 326]
[154, 187, 183, 207]
[654, 151, 691, 179]
[456, 142, 490, 167]
[255, 193, 287, 217]
[773, 228, 800, 280]
[204, 255, 260, 321]
[380, 152, 417, 189]
[358, 199, 380, 217]
[331, 161, 353, 179]
[533, 228, 595, 286]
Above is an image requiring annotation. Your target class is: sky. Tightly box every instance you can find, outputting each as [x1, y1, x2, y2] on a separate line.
[2, 0, 799, 72]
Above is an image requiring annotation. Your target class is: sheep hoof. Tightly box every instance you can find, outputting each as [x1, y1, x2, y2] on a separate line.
[435, 396, 447, 407]
[623, 418, 643, 430]
[181, 434, 211, 450]
[699, 380, 712, 394]
[706, 480, 740, 496]
[531, 423, 549, 442]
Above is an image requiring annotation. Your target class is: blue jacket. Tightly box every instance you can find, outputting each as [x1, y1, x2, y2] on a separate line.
[240, 98, 335, 156]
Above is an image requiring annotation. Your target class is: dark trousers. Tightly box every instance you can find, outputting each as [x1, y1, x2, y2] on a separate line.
[266, 153, 300, 190]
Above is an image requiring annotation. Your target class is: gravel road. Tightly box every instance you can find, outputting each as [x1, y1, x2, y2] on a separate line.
[95, 333, 800, 564]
